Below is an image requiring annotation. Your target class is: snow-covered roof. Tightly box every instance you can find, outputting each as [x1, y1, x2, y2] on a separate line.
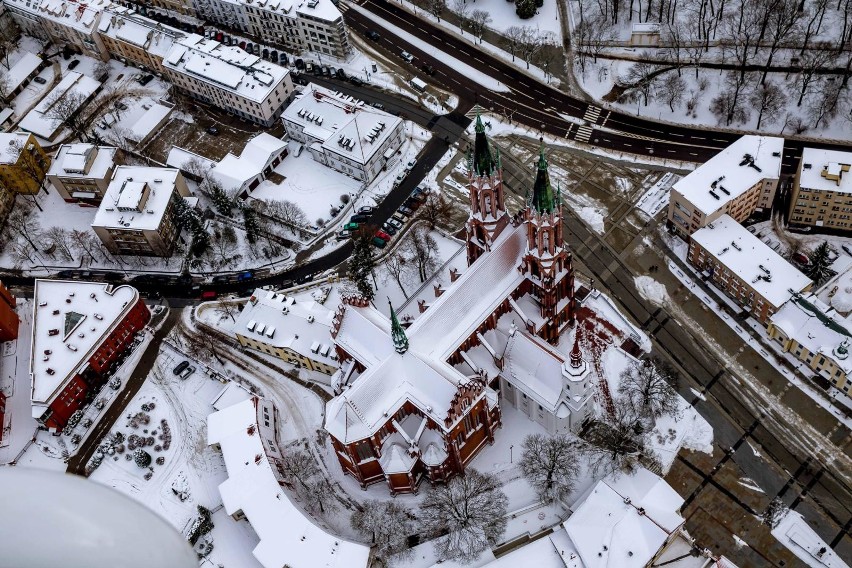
[235, 288, 336, 364]
[673, 135, 784, 215]
[127, 102, 172, 142]
[92, 166, 182, 231]
[771, 509, 849, 568]
[0, 132, 34, 164]
[691, 215, 811, 308]
[799, 147, 852, 195]
[163, 35, 289, 102]
[210, 133, 287, 191]
[19, 71, 101, 140]
[208, 397, 370, 568]
[770, 293, 852, 374]
[5, 53, 42, 94]
[166, 146, 215, 174]
[47, 144, 116, 179]
[564, 468, 685, 568]
[38, 0, 110, 32]
[292, 0, 342, 22]
[30, 279, 140, 409]
[99, 6, 183, 57]
[210, 380, 253, 411]
[282, 83, 402, 167]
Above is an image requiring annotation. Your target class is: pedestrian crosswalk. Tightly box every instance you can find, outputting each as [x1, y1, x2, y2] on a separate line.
[464, 104, 485, 119]
[583, 105, 602, 124]
[575, 125, 594, 143]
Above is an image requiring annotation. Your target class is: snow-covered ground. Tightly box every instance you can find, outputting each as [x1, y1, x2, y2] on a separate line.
[637, 171, 678, 218]
[0, 299, 38, 464]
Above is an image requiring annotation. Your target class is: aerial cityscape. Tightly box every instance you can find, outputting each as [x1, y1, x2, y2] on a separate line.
[0, 0, 850, 566]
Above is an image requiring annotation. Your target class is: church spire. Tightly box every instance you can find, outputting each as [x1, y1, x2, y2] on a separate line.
[472, 112, 495, 177]
[531, 145, 555, 214]
[388, 299, 409, 354]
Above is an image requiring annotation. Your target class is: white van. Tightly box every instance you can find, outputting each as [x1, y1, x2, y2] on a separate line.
[410, 77, 427, 92]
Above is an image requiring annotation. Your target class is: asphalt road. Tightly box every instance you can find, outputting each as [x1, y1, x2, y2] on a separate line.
[342, 0, 852, 174]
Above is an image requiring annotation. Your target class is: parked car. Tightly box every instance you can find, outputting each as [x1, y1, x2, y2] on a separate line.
[372, 237, 387, 249]
[295, 58, 305, 69]
[206, 125, 220, 135]
[411, 187, 428, 201]
[335, 68, 347, 79]
[350, 76, 364, 86]
[792, 252, 810, 265]
[382, 222, 398, 236]
[404, 159, 417, 172]
[68, 59, 80, 70]
[371, 102, 385, 110]
[386, 218, 403, 230]
[375, 229, 391, 241]
[215, 32, 224, 42]
[358, 206, 375, 214]
[262, 48, 270, 59]
[270, 50, 279, 63]
[403, 198, 420, 210]
[295, 273, 314, 284]
[138, 74, 154, 86]
[115, 101, 128, 111]
[239, 40, 247, 50]
[350, 213, 370, 223]
[343, 222, 360, 231]
[366, 30, 380, 41]
[179, 366, 196, 379]
[253, 44, 261, 55]
[33, 76, 47, 84]
[392, 212, 408, 224]
[398, 205, 414, 216]
[237, 271, 253, 281]
[305, 62, 314, 73]
[173, 361, 190, 375]
[336, 229, 351, 240]
[393, 172, 406, 187]
[245, 42, 253, 53]
[400, 51, 414, 63]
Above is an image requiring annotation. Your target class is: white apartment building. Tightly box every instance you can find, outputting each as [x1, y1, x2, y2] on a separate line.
[98, 6, 185, 74]
[163, 34, 294, 126]
[92, 166, 192, 256]
[37, 0, 112, 60]
[282, 83, 405, 183]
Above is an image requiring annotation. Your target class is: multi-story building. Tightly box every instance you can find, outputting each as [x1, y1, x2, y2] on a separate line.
[282, 83, 405, 183]
[91, 166, 192, 256]
[163, 34, 294, 126]
[36, 0, 111, 60]
[768, 293, 852, 397]
[788, 148, 852, 232]
[98, 6, 185, 74]
[0, 132, 51, 196]
[4, 0, 50, 40]
[47, 144, 117, 205]
[667, 135, 784, 239]
[234, 288, 338, 375]
[243, 0, 349, 59]
[324, 125, 590, 494]
[0, 281, 19, 342]
[687, 214, 812, 324]
[29, 279, 150, 430]
[208, 396, 370, 568]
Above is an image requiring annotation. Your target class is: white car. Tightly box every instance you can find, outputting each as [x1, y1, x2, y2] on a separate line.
[404, 159, 417, 172]
[393, 172, 406, 187]
[400, 51, 414, 63]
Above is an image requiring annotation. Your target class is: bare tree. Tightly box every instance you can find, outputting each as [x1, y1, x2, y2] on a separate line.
[402, 226, 439, 283]
[0, 70, 10, 101]
[421, 469, 508, 563]
[710, 72, 751, 126]
[429, 0, 447, 22]
[452, 0, 471, 34]
[4, 200, 42, 251]
[620, 62, 661, 106]
[180, 157, 210, 182]
[420, 192, 454, 229]
[469, 10, 492, 42]
[503, 25, 526, 63]
[581, 399, 651, 475]
[42, 89, 93, 141]
[800, 0, 830, 54]
[186, 329, 226, 365]
[759, 0, 801, 85]
[259, 199, 309, 227]
[0, 37, 15, 70]
[618, 357, 680, 420]
[519, 433, 580, 503]
[70, 229, 103, 264]
[5, 138, 49, 210]
[383, 251, 411, 300]
[795, 50, 834, 107]
[281, 447, 338, 515]
[655, 73, 686, 111]
[749, 80, 785, 129]
[350, 500, 416, 561]
[807, 78, 845, 128]
[43, 227, 74, 261]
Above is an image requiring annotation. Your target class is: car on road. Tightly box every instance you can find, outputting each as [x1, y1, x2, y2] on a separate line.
[350, 213, 370, 223]
[398, 205, 414, 217]
[404, 159, 417, 172]
[343, 222, 360, 231]
[371, 102, 385, 110]
[366, 30, 380, 41]
[212, 275, 230, 284]
[358, 206, 375, 214]
[179, 366, 196, 380]
[201, 290, 217, 300]
[349, 76, 364, 86]
[420, 64, 436, 76]
[372, 237, 387, 249]
[68, 59, 80, 70]
[295, 273, 314, 284]
[33, 76, 47, 84]
[206, 125, 220, 135]
[336, 229, 351, 240]
[237, 271, 253, 281]
[400, 51, 414, 63]
[375, 229, 391, 241]
[173, 361, 190, 375]
[386, 218, 403, 231]
[393, 172, 406, 187]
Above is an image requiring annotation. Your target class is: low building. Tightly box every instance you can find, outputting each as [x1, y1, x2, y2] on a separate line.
[0, 281, 19, 342]
[98, 6, 185, 74]
[789, 147, 852, 232]
[163, 34, 294, 126]
[667, 135, 784, 238]
[207, 396, 370, 568]
[0, 132, 51, 195]
[630, 22, 661, 46]
[209, 133, 287, 197]
[47, 143, 117, 205]
[91, 166, 192, 256]
[688, 214, 812, 324]
[18, 71, 101, 141]
[3, 53, 45, 103]
[29, 280, 150, 430]
[282, 83, 405, 183]
[234, 288, 337, 375]
[768, 293, 852, 397]
[125, 101, 173, 146]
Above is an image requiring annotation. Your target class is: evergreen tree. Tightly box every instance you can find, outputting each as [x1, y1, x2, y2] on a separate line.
[515, 0, 536, 19]
[242, 206, 260, 244]
[172, 197, 209, 256]
[348, 229, 376, 301]
[807, 242, 835, 286]
[133, 448, 152, 468]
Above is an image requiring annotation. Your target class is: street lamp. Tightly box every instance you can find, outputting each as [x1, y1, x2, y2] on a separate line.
[510, 444, 514, 463]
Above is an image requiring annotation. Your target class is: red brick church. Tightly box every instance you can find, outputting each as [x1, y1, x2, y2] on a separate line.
[324, 116, 589, 494]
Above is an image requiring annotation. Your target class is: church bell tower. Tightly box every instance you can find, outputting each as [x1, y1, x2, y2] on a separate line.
[466, 113, 509, 266]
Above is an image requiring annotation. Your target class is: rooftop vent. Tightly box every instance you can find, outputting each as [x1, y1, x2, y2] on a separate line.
[48, 329, 59, 336]
[804, 163, 812, 170]
[709, 190, 720, 200]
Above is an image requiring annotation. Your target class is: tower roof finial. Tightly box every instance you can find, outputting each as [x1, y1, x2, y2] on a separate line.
[472, 110, 495, 177]
[531, 144, 555, 213]
[388, 298, 409, 354]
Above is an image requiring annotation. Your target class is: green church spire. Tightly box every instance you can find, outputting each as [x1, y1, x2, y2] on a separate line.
[531, 145, 555, 214]
[388, 299, 409, 354]
[472, 112, 495, 177]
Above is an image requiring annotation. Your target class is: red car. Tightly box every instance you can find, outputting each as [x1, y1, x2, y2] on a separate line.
[375, 230, 392, 241]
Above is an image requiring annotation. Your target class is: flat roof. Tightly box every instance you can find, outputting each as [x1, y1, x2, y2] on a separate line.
[6, 52, 42, 93]
[210, 133, 286, 190]
[127, 102, 172, 142]
[799, 147, 852, 194]
[691, 214, 811, 308]
[770, 293, 852, 374]
[38, 0, 110, 32]
[30, 280, 139, 406]
[19, 72, 101, 139]
[48, 144, 116, 179]
[99, 6, 184, 57]
[673, 135, 784, 215]
[92, 166, 182, 231]
[0, 132, 33, 164]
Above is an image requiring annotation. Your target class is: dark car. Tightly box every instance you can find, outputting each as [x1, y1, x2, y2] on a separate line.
[237, 271, 253, 281]
[350, 213, 370, 223]
[212, 275, 230, 284]
[239, 41, 247, 50]
[206, 125, 220, 135]
[295, 273, 314, 284]
[33, 76, 47, 85]
[262, 48, 270, 59]
[335, 68, 346, 79]
[372, 237, 387, 249]
[68, 59, 80, 70]
[382, 222, 398, 236]
[173, 361, 190, 375]
[245, 43, 253, 53]
[366, 30, 380, 41]
[138, 74, 154, 86]
[295, 58, 304, 69]
[420, 64, 436, 76]
[350, 76, 364, 86]
[398, 205, 414, 216]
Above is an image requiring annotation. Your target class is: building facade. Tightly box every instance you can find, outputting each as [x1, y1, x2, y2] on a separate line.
[687, 215, 812, 324]
[30, 280, 150, 430]
[37, 0, 111, 60]
[163, 34, 294, 126]
[47, 144, 117, 205]
[98, 6, 185, 74]
[667, 136, 783, 239]
[92, 166, 192, 256]
[0, 281, 19, 342]
[788, 148, 852, 232]
[0, 132, 51, 196]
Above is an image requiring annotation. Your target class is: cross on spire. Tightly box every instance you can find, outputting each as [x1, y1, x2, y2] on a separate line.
[388, 298, 409, 354]
[472, 111, 495, 177]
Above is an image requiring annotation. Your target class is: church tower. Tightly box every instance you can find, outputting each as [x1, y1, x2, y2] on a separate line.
[521, 146, 576, 343]
[466, 113, 509, 266]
